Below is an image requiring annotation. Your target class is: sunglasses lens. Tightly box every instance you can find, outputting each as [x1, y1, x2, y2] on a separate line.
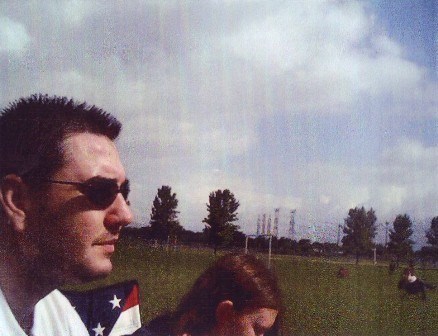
[120, 180, 130, 201]
[43, 177, 130, 208]
[86, 180, 119, 207]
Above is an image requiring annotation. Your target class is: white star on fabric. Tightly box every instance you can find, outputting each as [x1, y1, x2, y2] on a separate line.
[109, 294, 121, 309]
[92, 323, 105, 336]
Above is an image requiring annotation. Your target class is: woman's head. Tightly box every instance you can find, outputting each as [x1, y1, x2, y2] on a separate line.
[173, 253, 282, 336]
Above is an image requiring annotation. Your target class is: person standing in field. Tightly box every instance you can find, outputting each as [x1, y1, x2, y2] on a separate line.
[139, 253, 282, 336]
[0, 94, 134, 335]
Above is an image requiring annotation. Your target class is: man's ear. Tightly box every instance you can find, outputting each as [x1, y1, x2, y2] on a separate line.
[0, 175, 29, 232]
[215, 300, 234, 324]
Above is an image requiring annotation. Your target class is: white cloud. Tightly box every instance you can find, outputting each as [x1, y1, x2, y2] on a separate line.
[373, 35, 403, 56]
[0, 1, 435, 247]
[379, 185, 408, 211]
[0, 16, 29, 52]
[60, 1, 96, 24]
[223, 1, 371, 73]
[373, 140, 437, 219]
[220, 0, 432, 116]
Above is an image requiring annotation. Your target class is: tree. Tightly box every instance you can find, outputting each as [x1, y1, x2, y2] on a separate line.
[298, 239, 312, 256]
[149, 186, 182, 242]
[203, 189, 240, 253]
[341, 206, 377, 264]
[387, 214, 414, 264]
[312, 242, 324, 256]
[425, 216, 438, 263]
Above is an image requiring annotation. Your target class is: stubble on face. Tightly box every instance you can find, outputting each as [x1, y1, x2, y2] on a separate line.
[21, 178, 110, 286]
[20, 133, 131, 286]
[19, 196, 71, 289]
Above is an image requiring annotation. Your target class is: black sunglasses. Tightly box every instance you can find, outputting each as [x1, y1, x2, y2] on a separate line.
[43, 176, 130, 208]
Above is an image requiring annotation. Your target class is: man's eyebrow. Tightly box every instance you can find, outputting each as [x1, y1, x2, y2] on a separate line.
[90, 176, 124, 182]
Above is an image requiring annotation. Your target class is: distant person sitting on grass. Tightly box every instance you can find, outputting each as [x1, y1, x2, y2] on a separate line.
[398, 261, 436, 299]
[134, 253, 282, 336]
[337, 266, 349, 278]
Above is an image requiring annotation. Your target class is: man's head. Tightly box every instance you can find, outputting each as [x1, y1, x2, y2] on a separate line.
[0, 94, 133, 285]
[0, 94, 121, 180]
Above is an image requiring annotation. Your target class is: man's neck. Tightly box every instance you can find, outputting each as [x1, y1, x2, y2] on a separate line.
[0, 247, 57, 333]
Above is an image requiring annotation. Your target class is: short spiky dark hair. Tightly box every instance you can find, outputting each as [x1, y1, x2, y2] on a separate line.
[0, 94, 122, 181]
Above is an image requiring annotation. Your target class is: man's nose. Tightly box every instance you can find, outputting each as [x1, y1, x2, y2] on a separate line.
[104, 194, 133, 231]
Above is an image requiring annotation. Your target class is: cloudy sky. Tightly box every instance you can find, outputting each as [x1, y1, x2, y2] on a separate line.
[1, 0, 436, 247]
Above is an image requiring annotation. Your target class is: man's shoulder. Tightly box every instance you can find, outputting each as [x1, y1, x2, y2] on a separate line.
[61, 280, 142, 336]
[35, 289, 77, 311]
[33, 289, 89, 336]
[0, 286, 27, 335]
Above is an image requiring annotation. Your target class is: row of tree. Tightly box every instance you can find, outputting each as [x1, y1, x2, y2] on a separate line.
[341, 207, 437, 264]
[148, 186, 241, 254]
[141, 185, 438, 262]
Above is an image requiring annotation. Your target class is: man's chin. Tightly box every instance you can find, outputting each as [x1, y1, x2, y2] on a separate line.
[71, 262, 113, 284]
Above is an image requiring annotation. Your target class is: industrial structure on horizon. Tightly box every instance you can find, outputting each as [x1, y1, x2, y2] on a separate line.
[255, 208, 296, 239]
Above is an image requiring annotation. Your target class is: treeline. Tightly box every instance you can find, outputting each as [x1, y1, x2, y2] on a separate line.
[121, 226, 340, 256]
[121, 225, 436, 266]
[125, 185, 438, 265]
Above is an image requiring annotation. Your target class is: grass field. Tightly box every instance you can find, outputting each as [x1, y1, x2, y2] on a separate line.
[73, 238, 438, 335]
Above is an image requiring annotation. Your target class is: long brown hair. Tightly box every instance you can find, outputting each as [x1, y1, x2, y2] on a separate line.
[149, 253, 282, 336]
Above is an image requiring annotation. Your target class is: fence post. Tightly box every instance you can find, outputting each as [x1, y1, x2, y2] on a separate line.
[373, 248, 377, 265]
[268, 236, 272, 268]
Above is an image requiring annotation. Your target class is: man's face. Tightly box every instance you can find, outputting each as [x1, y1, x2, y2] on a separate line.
[26, 133, 133, 284]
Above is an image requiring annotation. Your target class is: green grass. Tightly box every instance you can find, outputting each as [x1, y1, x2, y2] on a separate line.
[275, 257, 437, 335]
[70, 238, 438, 335]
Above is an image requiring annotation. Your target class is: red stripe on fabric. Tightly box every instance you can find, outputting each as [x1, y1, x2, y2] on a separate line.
[122, 284, 139, 311]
